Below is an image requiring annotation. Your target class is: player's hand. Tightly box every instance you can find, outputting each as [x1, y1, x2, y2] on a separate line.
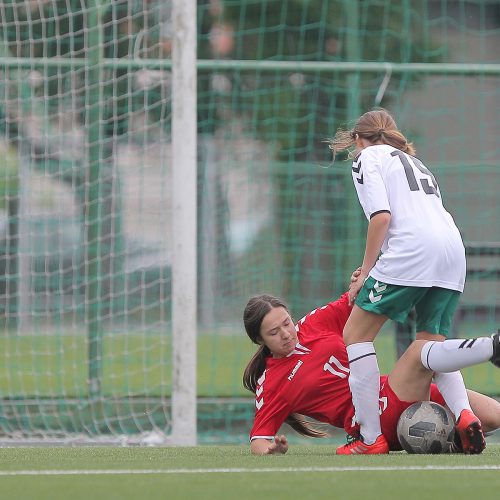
[350, 267, 362, 284]
[348, 270, 367, 305]
[265, 435, 288, 455]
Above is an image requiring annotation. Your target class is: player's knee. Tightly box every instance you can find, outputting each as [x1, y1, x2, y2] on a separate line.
[488, 403, 500, 430]
[412, 339, 429, 352]
[342, 323, 375, 346]
[402, 340, 429, 369]
[343, 326, 355, 346]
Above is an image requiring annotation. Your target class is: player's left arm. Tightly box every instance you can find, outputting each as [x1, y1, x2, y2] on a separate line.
[250, 435, 289, 455]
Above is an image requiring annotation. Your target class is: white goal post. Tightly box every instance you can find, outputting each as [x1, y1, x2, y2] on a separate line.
[0, 0, 197, 447]
[171, 0, 198, 446]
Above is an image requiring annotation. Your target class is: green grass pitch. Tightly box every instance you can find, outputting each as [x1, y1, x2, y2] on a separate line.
[0, 445, 499, 500]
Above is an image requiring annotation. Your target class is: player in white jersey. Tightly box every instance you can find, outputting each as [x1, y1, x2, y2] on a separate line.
[352, 144, 465, 291]
[328, 108, 484, 455]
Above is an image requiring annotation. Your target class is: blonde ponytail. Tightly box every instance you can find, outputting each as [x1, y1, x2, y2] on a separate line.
[328, 108, 416, 159]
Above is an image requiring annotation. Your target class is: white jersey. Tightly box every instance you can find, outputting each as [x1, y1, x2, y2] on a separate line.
[352, 144, 465, 291]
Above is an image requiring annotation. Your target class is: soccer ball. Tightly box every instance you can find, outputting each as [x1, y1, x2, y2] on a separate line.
[397, 401, 455, 454]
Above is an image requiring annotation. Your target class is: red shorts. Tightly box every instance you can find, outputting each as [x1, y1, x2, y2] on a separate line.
[344, 375, 446, 451]
[380, 375, 446, 450]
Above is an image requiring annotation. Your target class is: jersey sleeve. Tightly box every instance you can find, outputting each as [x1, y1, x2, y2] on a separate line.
[353, 147, 391, 218]
[249, 385, 291, 441]
[296, 293, 352, 339]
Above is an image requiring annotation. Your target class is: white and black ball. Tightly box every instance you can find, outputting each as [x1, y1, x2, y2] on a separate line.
[397, 401, 455, 454]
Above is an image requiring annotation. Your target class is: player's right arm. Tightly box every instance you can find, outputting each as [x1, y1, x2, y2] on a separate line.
[349, 211, 391, 304]
[250, 435, 289, 455]
[249, 374, 291, 454]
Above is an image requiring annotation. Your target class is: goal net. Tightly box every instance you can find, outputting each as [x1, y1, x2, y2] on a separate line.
[0, 0, 499, 445]
[0, 0, 195, 445]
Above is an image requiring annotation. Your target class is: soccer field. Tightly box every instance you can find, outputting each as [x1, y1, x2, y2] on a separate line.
[0, 445, 499, 500]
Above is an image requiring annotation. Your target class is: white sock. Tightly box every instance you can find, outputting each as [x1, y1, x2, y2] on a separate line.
[432, 371, 471, 419]
[346, 342, 381, 444]
[421, 338, 493, 372]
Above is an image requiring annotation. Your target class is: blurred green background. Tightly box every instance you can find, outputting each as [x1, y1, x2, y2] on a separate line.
[0, 0, 498, 443]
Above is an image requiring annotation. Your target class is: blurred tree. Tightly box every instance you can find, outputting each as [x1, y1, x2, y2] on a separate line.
[221, 0, 440, 313]
[0, 0, 441, 320]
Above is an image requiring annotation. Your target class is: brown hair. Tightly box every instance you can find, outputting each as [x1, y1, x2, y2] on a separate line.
[243, 294, 328, 438]
[329, 108, 415, 159]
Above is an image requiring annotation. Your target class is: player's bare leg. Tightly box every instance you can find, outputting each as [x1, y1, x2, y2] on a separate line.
[450, 330, 499, 454]
[417, 331, 485, 454]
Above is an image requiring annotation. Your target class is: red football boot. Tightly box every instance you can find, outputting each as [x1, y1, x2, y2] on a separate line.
[336, 434, 389, 455]
[454, 409, 486, 454]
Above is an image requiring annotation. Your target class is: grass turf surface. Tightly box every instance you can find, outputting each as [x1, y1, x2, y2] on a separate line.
[0, 445, 499, 500]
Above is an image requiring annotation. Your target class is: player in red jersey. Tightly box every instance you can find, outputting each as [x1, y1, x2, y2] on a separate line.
[243, 292, 500, 455]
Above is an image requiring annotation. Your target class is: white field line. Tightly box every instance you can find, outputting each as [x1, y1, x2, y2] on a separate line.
[0, 465, 499, 476]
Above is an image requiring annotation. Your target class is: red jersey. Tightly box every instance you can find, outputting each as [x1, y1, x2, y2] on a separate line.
[249, 292, 447, 450]
[250, 293, 355, 440]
